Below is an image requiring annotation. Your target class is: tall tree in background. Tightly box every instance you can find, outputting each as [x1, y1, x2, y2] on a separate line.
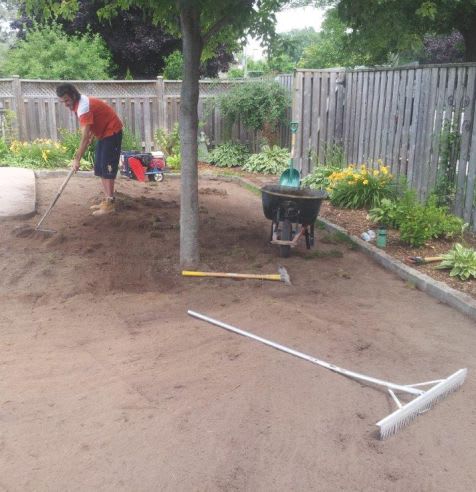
[314, 0, 476, 63]
[23, 0, 288, 267]
[13, 1, 235, 78]
[298, 9, 371, 68]
[0, 0, 18, 71]
[267, 27, 319, 72]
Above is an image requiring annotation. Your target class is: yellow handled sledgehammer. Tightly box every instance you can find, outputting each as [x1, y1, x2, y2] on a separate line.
[182, 266, 291, 285]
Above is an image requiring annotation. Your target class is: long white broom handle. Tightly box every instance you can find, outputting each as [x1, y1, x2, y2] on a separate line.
[188, 310, 423, 396]
[36, 169, 75, 228]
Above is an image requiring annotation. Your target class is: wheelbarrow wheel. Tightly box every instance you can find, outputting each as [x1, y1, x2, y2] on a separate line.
[279, 219, 292, 258]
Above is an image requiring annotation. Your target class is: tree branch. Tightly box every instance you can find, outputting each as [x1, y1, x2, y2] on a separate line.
[203, 14, 232, 44]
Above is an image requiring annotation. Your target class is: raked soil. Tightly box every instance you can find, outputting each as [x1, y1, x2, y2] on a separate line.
[0, 174, 475, 491]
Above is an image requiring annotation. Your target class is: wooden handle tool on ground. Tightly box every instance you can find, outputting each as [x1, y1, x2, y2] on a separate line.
[182, 266, 291, 285]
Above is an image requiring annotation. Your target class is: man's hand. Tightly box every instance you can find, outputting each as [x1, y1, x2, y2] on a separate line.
[71, 158, 80, 173]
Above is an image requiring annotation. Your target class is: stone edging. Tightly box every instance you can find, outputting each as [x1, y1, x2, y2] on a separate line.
[34, 169, 476, 322]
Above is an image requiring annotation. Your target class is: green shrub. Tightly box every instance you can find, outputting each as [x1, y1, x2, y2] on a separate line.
[242, 145, 289, 174]
[209, 142, 249, 167]
[0, 138, 9, 159]
[166, 154, 181, 170]
[436, 243, 476, 281]
[369, 192, 465, 247]
[163, 50, 183, 80]
[368, 192, 417, 228]
[155, 124, 180, 158]
[398, 195, 465, 247]
[154, 124, 181, 169]
[59, 128, 96, 166]
[398, 208, 434, 247]
[218, 80, 289, 143]
[121, 127, 142, 151]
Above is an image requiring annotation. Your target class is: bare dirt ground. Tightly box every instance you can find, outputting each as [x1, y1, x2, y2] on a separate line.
[1, 174, 475, 492]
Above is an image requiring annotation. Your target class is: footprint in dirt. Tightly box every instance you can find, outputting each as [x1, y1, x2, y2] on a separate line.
[45, 233, 67, 246]
[84, 243, 104, 254]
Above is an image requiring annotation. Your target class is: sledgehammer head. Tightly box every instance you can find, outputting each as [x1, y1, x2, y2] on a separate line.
[278, 266, 292, 285]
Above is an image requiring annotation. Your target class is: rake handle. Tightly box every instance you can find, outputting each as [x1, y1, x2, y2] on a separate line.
[188, 311, 423, 396]
[36, 169, 75, 229]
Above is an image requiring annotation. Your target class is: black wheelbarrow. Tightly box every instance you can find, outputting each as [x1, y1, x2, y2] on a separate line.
[261, 184, 327, 257]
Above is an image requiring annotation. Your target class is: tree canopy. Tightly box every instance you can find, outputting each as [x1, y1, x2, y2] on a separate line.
[298, 9, 371, 68]
[313, 0, 476, 63]
[266, 27, 319, 72]
[13, 1, 236, 78]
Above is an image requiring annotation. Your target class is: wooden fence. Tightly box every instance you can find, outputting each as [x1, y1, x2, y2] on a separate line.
[293, 65, 476, 228]
[0, 75, 292, 152]
[2, 68, 473, 226]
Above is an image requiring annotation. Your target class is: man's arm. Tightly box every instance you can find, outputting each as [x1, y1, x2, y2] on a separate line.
[71, 124, 92, 172]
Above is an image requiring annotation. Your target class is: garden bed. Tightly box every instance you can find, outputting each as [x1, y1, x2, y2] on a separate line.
[319, 201, 476, 301]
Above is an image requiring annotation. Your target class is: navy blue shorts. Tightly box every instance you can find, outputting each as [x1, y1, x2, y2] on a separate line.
[94, 131, 123, 179]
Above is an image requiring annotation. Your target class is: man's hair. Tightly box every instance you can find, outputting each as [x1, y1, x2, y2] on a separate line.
[56, 83, 81, 101]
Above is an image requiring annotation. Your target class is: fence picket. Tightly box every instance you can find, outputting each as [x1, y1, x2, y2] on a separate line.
[327, 72, 337, 149]
[293, 71, 304, 172]
[335, 72, 345, 145]
[374, 70, 388, 161]
[301, 72, 313, 174]
[391, 70, 407, 177]
[367, 71, 381, 165]
[318, 72, 329, 165]
[454, 67, 470, 215]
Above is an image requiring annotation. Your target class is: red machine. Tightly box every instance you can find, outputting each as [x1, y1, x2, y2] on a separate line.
[120, 151, 167, 182]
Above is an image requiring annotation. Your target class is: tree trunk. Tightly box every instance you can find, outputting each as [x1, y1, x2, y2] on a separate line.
[179, 3, 202, 267]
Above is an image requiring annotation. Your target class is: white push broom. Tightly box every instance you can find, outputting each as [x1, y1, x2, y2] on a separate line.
[187, 310, 467, 439]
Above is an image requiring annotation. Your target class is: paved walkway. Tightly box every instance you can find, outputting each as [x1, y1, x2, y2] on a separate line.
[0, 167, 36, 219]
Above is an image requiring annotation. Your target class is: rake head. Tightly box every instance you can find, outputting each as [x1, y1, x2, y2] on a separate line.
[376, 369, 467, 439]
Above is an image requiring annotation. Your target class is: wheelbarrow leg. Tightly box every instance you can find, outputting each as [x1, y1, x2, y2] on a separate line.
[280, 219, 292, 258]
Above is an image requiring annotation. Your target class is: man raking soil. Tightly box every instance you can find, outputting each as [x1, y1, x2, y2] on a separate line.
[56, 83, 123, 216]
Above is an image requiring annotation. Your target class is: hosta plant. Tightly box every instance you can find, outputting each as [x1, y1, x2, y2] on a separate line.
[242, 145, 289, 174]
[435, 243, 476, 281]
[209, 142, 249, 167]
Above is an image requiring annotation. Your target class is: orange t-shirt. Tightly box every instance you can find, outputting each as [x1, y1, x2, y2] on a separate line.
[74, 95, 123, 139]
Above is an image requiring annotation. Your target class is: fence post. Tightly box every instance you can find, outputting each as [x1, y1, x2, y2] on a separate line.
[156, 76, 166, 130]
[11, 76, 27, 140]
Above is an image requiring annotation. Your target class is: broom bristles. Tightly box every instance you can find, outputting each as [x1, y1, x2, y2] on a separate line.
[376, 368, 467, 439]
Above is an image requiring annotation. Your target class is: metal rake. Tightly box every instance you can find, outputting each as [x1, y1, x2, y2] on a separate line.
[187, 310, 467, 440]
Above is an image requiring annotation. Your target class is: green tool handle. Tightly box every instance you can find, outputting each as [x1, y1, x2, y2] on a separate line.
[290, 122, 298, 166]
